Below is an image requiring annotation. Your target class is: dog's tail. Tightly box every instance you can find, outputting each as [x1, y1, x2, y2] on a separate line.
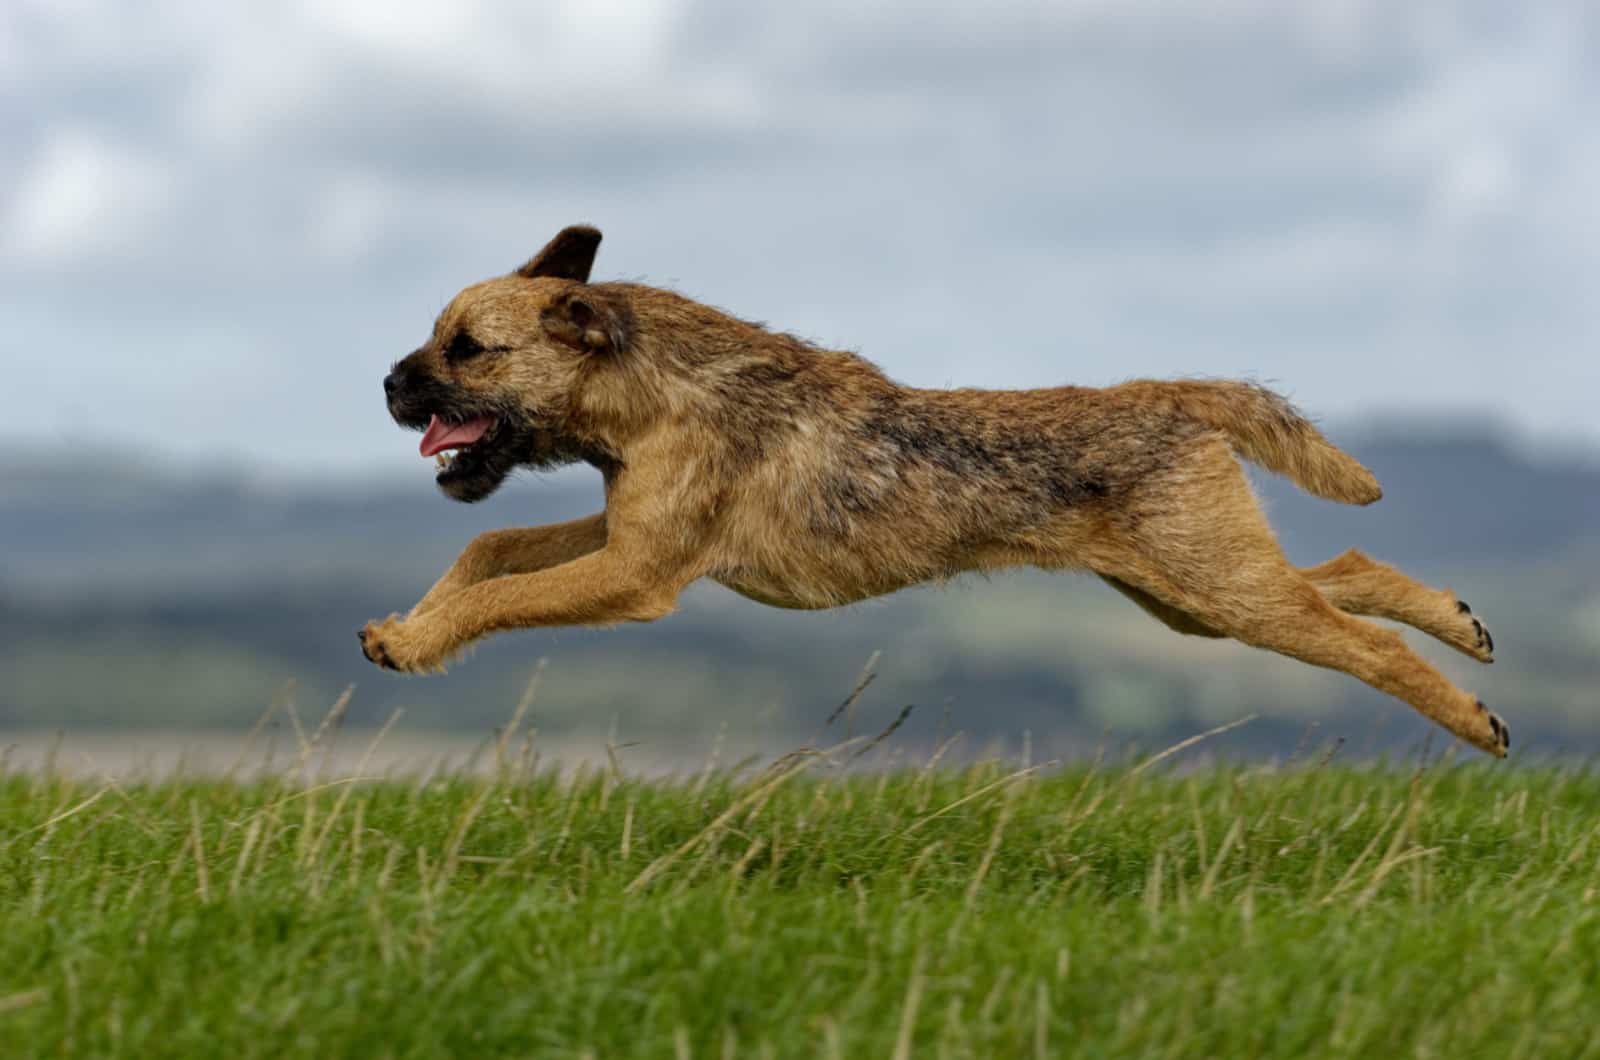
[1168, 380, 1382, 505]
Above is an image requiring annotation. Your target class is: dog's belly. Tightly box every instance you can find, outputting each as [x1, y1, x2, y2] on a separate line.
[710, 564, 898, 611]
[706, 502, 1023, 611]
[712, 572, 827, 610]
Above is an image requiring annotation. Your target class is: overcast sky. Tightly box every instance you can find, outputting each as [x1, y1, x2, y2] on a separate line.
[3, 0, 1596, 478]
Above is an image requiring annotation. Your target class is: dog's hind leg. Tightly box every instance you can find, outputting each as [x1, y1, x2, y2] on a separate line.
[409, 513, 607, 618]
[1186, 571, 1507, 755]
[1300, 549, 1494, 663]
[1088, 440, 1508, 756]
[1100, 576, 1224, 638]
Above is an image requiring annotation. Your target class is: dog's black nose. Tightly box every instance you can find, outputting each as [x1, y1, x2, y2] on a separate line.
[383, 370, 402, 398]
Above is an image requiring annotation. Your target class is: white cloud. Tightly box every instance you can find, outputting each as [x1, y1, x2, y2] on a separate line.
[0, 0, 1595, 471]
[1433, 142, 1516, 228]
[307, 170, 390, 264]
[4, 128, 173, 261]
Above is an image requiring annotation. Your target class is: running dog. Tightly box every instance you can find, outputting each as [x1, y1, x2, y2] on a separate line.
[362, 225, 1506, 757]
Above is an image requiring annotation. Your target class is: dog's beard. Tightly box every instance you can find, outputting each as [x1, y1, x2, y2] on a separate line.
[386, 376, 607, 502]
[430, 422, 612, 501]
[386, 377, 528, 502]
[426, 416, 531, 502]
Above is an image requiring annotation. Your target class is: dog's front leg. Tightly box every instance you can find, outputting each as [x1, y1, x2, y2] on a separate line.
[360, 547, 683, 673]
[408, 514, 608, 618]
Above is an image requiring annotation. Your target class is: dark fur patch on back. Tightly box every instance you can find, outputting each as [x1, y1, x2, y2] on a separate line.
[809, 390, 1206, 541]
[698, 352, 836, 471]
[858, 396, 1114, 508]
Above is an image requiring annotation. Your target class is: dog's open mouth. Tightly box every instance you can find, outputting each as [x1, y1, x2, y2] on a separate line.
[419, 414, 499, 482]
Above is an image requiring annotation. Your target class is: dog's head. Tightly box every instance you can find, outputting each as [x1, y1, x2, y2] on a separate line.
[383, 225, 632, 501]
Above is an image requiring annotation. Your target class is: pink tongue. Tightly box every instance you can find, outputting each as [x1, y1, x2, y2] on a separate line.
[419, 414, 494, 457]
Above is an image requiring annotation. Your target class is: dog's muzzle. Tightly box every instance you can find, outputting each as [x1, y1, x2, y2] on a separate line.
[383, 359, 439, 430]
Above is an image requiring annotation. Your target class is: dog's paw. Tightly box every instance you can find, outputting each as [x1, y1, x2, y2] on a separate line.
[1474, 698, 1510, 758]
[358, 615, 403, 671]
[1445, 598, 1495, 664]
[359, 614, 447, 674]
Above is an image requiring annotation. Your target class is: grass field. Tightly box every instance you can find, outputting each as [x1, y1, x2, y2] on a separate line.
[3, 728, 1600, 1058]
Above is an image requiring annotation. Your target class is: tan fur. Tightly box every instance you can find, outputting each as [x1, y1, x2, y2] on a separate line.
[361, 225, 1508, 758]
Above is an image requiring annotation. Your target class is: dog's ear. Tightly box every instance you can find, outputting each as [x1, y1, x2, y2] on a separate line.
[517, 225, 602, 282]
[541, 288, 630, 354]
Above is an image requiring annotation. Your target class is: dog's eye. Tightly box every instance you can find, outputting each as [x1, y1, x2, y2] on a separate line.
[444, 333, 486, 362]
[444, 333, 512, 363]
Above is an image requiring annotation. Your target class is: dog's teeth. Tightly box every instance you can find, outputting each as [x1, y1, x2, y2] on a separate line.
[435, 454, 450, 470]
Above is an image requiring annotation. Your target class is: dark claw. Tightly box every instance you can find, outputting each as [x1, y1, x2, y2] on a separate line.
[1457, 599, 1472, 614]
[359, 627, 392, 669]
[1482, 624, 1494, 653]
[1476, 701, 1509, 752]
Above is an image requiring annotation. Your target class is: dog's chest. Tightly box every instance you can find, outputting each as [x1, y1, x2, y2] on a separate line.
[705, 492, 929, 610]
[705, 497, 886, 609]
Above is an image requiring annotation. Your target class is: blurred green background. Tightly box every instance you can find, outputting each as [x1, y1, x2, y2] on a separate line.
[5, 424, 1595, 758]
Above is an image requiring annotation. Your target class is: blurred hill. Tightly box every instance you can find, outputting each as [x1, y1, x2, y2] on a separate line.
[3, 424, 1597, 757]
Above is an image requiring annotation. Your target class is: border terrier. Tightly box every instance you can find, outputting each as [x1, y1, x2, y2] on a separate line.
[362, 225, 1506, 757]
